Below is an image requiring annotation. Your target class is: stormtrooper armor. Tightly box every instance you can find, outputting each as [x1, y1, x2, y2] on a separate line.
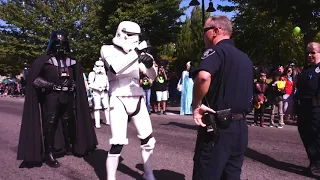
[100, 21, 157, 180]
[88, 59, 110, 128]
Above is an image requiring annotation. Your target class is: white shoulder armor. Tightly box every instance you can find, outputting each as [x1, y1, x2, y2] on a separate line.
[88, 71, 95, 87]
[100, 45, 139, 74]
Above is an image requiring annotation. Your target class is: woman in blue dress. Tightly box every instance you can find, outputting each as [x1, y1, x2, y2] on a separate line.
[179, 61, 194, 115]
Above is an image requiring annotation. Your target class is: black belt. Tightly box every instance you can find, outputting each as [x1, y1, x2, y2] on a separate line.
[52, 85, 74, 92]
[231, 113, 245, 121]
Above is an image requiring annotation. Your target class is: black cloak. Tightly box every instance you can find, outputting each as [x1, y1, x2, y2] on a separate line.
[17, 54, 98, 162]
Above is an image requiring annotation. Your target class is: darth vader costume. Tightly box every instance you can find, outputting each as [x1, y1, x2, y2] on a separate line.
[17, 30, 98, 168]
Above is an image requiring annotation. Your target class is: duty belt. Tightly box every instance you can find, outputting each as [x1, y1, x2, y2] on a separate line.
[231, 113, 246, 121]
[52, 85, 74, 92]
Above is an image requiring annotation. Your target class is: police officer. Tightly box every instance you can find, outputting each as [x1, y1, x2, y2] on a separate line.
[191, 16, 253, 180]
[296, 42, 320, 176]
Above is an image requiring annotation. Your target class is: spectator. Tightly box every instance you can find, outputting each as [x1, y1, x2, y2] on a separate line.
[267, 71, 286, 128]
[179, 61, 194, 115]
[252, 71, 268, 127]
[140, 72, 153, 115]
[154, 65, 168, 115]
[283, 66, 295, 122]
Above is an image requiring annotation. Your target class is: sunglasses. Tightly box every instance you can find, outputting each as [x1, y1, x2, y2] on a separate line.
[203, 26, 216, 33]
[307, 51, 317, 55]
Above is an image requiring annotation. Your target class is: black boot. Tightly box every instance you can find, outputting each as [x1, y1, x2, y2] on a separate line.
[62, 116, 75, 156]
[65, 144, 73, 156]
[44, 120, 60, 168]
[45, 152, 60, 168]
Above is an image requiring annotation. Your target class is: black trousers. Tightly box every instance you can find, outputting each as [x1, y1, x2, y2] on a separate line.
[298, 102, 320, 166]
[192, 119, 248, 180]
[42, 92, 75, 153]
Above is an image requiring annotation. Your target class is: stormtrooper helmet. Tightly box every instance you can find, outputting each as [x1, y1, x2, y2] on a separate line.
[93, 59, 105, 74]
[112, 21, 141, 53]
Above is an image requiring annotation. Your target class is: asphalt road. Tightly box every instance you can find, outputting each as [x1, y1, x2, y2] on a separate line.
[0, 97, 318, 180]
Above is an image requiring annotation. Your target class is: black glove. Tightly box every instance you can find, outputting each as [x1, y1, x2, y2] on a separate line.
[32, 77, 54, 91]
[138, 53, 154, 69]
[134, 47, 144, 55]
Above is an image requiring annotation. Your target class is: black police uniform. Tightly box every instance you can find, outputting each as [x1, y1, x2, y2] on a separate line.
[296, 63, 320, 171]
[192, 39, 253, 180]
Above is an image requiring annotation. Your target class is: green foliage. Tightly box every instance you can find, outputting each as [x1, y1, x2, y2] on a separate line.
[220, 0, 320, 66]
[0, 0, 184, 74]
[0, 0, 105, 74]
[157, 42, 177, 69]
[175, 6, 210, 71]
[100, 0, 185, 55]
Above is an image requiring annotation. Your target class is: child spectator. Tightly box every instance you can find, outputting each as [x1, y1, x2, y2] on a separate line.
[267, 71, 286, 128]
[252, 72, 268, 127]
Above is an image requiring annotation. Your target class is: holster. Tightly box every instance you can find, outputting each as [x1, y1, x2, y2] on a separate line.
[202, 109, 240, 145]
[202, 112, 219, 145]
[215, 108, 232, 129]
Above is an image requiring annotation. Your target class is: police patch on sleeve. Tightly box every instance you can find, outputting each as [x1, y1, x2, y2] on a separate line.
[201, 48, 216, 59]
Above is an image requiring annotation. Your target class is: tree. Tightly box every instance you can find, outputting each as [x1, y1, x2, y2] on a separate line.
[175, 6, 210, 71]
[0, 0, 105, 74]
[219, 0, 320, 66]
[176, 17, 193, 65]
[157, 42, 177, 69]
[0, 0, 185, 74]
[221, 0, 320, 47]
[99, 0, 185, 56]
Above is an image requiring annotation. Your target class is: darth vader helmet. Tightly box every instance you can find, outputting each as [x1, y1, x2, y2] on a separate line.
[46, 30, 70, 55]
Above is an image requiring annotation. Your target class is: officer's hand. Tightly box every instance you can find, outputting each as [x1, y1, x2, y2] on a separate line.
[193, 104, 216, 127]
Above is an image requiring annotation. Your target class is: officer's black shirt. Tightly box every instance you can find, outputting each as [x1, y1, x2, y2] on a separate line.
[193, 39, 254, 114]
[297, 63, 320, 99]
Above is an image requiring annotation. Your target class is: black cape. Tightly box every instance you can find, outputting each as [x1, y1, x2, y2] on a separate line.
[17, 54, 98, 162]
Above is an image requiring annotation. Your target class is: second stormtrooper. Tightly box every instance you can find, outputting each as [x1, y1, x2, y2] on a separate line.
[88, 59, 110, 128]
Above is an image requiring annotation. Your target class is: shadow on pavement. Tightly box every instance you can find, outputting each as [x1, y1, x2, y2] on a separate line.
[162, 122, 198, 131]
[116, 160, 187, 180]
[165, 109, 180, 115]
[117, 157, 141, 179]
[135, 164, 186, 180]
[245, 148, 317, 179]
[83, 149, 108, 180]
[18, 161, 42, 168]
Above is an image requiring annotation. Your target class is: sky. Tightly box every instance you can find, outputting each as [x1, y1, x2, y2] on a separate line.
[180, 0, 236, 21]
